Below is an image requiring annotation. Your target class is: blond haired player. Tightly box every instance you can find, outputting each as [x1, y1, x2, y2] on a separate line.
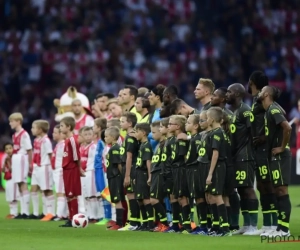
[9, 112, 32, 219]
[80, 127, 98, 222]
[52, 125, 68, 221]
[31, 120, 54, 221]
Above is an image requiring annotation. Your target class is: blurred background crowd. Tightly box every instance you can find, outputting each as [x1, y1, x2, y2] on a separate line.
[0, 0, 300, 148]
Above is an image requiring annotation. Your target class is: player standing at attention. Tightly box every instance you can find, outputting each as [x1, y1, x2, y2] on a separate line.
[52, 125, 68, 221]
[149, 121, 169, 232]
[80, 127, 98, 222]
[59, 117, 85, 227]
[9, 113, 32, 219]
[122, 85, 142, 122]
[78, 127, 87, 214]
[119, 112, 140, 231]
[2, 143, 19, 218]
[134, 123, 154, 231]
[135, 94, 150, 123]
[205, 107, 231, 237]
[226, 83, 259, 235]
[195, 78, 215, 112]
[258, 86, 292, 237]
[72, 99, 94, 138]
[248, 71, 278, 235]
[168, 115, 191, 234]
[105, 127, 125, 230]
[31, 120, 54, 221]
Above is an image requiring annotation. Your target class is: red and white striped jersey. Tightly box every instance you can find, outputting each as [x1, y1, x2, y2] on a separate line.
[51, 140, 65, 170]
[80, 142, 96, 171]
[33, 135, 52, 166]
[12, 129, 32, 155]
[74, 114, 94, 136]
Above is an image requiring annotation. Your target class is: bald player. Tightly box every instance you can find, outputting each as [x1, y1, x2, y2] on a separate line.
[194, 78, 215, 111]
[226, 83, 259, 235]
[257, 86, 292, 238]
[170, 98, 200, 117]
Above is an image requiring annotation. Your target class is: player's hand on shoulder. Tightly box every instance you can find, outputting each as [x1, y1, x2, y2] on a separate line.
[177, 133, 187, 140]
[253, 135, 266, 146]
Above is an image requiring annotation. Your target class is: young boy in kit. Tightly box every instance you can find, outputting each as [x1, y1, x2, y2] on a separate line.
[52, 125, 68, 221]
[80, 126, 98, 222]
[9, 112, 32, 219]
[149, 121, 169, 232]
[168, 115, 190, 233]
[104, 126, 125, 230]
[78, 127, 87, 214]
[119, 112, 140, 231]
[31, 120, 54, 221]
[93, 117, 114, 226]
[205, 107, 231, 236]
[2, 143, 19, 218]
[59, 117, 85, 227]
[134, 123, 154, 231]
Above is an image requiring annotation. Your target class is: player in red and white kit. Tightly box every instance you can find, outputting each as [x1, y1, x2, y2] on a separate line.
[59, 117, 85, 227]
[2, 143, 19, 219]
[80, 127, 98, 222]
[9, 113, 33, 219]
[30, 120, 54, 221]
[72, 99, 94, 139]
[52, 125, 68, 221]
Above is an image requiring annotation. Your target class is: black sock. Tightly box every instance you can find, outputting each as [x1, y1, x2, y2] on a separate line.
[172, 202, 180, 227]
[248, 199, 259, 227]
[153, 203, 168, 225]
[229, 192, 240, 227]
[226, 206, 232, 226]
[155, 210, 160, 224]
[211, 204, 219, 230]
[145, 204, 154, 228]
[240, 199, 250, 226]
[269, 193, 278, 226]
[218, 204, 229, 231]
[182, 205, 191, 230]
[207, 205, 212, 228]
[129, 199, 139, 226]
[261, 194, 271, 226]
[136, 204, 141, 226]
[277, 195, 291, 233]
[139, 204, 148, 226]
[116, 208, 124, 227]
[189, 198, 195, 222]
[196, 202, 208, 228]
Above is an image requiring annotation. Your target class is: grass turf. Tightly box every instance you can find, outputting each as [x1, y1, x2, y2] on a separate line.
[0, 187, 300, 250]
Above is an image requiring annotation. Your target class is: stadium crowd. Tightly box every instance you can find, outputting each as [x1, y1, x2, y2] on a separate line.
[1, 0, 300, 147]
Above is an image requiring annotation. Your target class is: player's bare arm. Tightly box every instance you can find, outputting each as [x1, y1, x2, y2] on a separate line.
[124, 151, 132, 187]
[27, 149, 33, 173]
[77, 160, 85, 177]
[272, 121, 292, 155]
[146, 159, 151, 186]
[206, 149, 219, 185]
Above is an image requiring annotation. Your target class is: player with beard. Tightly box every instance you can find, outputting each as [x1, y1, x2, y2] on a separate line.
[194, 78, 215, 111]
[210, 87, 240, 232]
[248, 71, 278, 235]
[226, 83, 259, 235]
[257, 86, 292, 237]
[169, 98, 200, 117]
[122, 85, 142, 122]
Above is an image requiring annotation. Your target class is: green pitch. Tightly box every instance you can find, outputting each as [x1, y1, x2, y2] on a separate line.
[0, 187, 300, 250]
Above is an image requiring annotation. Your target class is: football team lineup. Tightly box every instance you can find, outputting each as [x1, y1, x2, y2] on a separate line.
[1, 74, 297, 245]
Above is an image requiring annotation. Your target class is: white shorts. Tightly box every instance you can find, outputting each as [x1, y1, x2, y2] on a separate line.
[12, 154, 28, 184]
[82, 170, 97, 198]
[53, 168, 65, 194]
[5, 179, 20, 202]
[31, 165, 53, 191]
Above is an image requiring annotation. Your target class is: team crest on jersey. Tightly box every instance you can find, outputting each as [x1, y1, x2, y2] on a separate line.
[63, 152, 68, 157]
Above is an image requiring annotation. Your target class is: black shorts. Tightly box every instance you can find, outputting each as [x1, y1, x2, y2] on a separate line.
[108, 175, 125, 203]
[163, 177, 173, 195]
[186, 166, 205, 199]
[233, 161, 255, 187]
[199, 162, 210, 193]
[223, 166, 234, 196]
[172, 168, 189, 199]
[135, 169, 150, 200]
[254, 152, 271, 183]
[122, 165, 135, 194]
[206, 162, 226, 195]
[269, 157, 291, 187]
[150, 171, 165, 200]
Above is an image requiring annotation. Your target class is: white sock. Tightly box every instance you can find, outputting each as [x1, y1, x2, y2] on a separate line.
[9, 201, 18, 216]
[31, 192, 39, 216]
[42, 193, 47, 215]
[86, 199, 92, 219]
[19, 194, 24, 215]
[57, 197, 66, 218]
[111, 205, 116, 221]
[90, 198, 98, 220]
[78, 196, 85, 214]
[46, 195, 55, 215]
[97, 198, 104, 219]
[22, 191, 30, 215]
